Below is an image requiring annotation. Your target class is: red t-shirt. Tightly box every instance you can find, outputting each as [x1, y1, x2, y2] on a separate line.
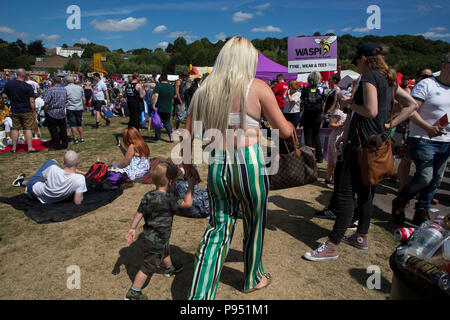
[273, 82, 288, 109]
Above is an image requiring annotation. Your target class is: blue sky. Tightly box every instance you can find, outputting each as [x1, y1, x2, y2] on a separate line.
[0, 0, 449, 51]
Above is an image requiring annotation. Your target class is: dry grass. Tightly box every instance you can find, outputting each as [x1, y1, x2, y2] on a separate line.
[0, 114, 395, 300]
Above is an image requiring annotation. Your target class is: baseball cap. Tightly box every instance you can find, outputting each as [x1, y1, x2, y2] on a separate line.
[352, 42, 382, 65]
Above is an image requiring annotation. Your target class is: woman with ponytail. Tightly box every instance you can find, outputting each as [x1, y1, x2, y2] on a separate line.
[304, 43, 418, 261]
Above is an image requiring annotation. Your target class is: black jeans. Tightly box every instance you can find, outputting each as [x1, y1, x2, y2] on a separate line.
[302, 110, 323, 161]
[46, 114, 68, 150]
[155, 112, 173, 141]
[329, 144, 375, 244]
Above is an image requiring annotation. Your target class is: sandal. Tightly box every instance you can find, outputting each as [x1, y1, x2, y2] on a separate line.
[242, 273, 272, 294]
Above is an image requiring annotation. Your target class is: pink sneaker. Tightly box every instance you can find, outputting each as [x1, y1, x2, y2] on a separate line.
[303, 241, 339, 261]
[342, 232, 368, 250]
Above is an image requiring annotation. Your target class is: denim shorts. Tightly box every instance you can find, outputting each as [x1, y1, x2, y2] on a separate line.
[67, 110, 83, 128]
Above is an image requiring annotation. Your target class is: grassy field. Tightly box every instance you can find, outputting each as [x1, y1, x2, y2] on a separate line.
[0, 113, 397, 300]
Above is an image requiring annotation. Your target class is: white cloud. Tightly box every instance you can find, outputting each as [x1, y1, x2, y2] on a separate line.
[79, 37, 90, 44]
[167, 31, 198, 40]
[326, 29, 335, 34]
[256, 11, 264, 16]
[91, 17, 147, 32]
[251, 25, 282, 33]
[153, 25, 167, 33]
[0, 26, 29, 38]
[156, 41, 169, 49]
[353, 27, 370, 33]
[430, 26, 446, 32]
[341, 27, 352, 32]
[232, 11, 253, 23]
[220, 7, 228, 11]
[38, 34, 61, 41]
[255, 2, 271, 10]
[420, 31, 450, 38]
[215, 32, 227, 41]
[0, 26, 16, 34]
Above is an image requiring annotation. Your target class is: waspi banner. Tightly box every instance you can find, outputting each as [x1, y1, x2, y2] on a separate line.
[288, 36, 338, 73]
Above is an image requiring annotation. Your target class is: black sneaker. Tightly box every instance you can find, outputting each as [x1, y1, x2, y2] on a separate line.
[95, 122, 99, 129]
[412, 208, 430, 227]
[72, 139, 79, 145]
[12, 173, 26, 187]
[80, 138, 85, 143]
[124, 288, 148, 300]
[106, 119, 111, 126]
[315, 207, 337, 220]
[163, 263, 184, 278]
[347, 219, 358, 231]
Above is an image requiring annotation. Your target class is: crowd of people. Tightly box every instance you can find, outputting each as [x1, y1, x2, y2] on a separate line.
[2, 36, 449, 300]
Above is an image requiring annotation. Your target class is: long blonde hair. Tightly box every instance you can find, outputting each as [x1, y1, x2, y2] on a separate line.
[191, 36, 259, 134]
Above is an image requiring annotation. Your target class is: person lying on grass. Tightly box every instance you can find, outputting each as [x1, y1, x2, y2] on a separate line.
[12, 150, 87, 205]
[123, 159, 197, 300]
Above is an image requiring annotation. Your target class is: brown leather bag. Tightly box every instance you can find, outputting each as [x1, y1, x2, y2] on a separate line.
[269, 129, 318, 190]
[356, 131, 396, 186]
[356, 86, 396, 186]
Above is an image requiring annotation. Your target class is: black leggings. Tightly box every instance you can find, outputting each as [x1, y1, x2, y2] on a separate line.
[329, 145, 375, 244]
[302, 111, 323, 161]
[45, 114, 68, 150]
[128, 105, 141, 130]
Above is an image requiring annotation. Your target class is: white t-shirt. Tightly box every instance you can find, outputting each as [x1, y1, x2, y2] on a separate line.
[26, 80, 39, 95]
[93, 80, 107, 101]
[32, 165, 87, 204]
[410, 77, 450, 142]
[65, 83, 85, 111]
[35, 97, 45, 113]
[283, 91, 302, 113]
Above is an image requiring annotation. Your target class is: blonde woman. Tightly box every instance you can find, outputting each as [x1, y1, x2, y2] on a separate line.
[183, 36, 294, 300]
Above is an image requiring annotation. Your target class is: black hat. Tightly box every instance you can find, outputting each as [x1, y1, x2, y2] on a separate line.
[180, 71, 189, 77]
[352, 42, 382, 65]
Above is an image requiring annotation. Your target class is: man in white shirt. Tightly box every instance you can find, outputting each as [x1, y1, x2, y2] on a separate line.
[92, 73, 110, 128]
[392, 52, 450, 226]
[25, 75, 39, 97]
[12, 150, 87, 205]
[65, 76, 86, 144]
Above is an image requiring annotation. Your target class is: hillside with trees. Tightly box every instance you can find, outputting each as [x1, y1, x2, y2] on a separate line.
[0, 33, 449, 78]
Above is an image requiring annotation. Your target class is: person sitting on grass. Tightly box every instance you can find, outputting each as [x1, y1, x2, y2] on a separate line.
[113, 127, 151, 181]
[12, 150, 87, 205]
[124, 159, 196, 300]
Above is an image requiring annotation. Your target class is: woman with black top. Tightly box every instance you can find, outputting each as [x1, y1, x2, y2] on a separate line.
[301, 71, 325, 163]
[83, 80, 93, 112]
[125, 73, 145, 130]
[304, 43, 418, 261]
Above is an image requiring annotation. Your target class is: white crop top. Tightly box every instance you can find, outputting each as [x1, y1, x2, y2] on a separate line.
[228, 79, 260, 127]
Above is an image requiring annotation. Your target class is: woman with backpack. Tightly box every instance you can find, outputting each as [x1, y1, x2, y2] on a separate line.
[113, 127, 150, 181]
[303, 43, 418, 261]
[301, 71, 325, 163]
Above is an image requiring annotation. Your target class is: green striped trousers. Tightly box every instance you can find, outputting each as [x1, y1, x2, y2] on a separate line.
[188, 144, 269, 300]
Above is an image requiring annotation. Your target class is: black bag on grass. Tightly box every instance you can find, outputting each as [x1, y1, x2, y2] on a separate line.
[85, 162, 108, 192]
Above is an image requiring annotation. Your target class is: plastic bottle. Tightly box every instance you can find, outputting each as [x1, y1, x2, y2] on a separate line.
[407, 223, 445, 260]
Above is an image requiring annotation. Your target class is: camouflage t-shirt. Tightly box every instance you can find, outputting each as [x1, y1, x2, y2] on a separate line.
[137, 190, 183, 254]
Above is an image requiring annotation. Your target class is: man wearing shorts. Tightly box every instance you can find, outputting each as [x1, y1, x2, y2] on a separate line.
[3, 68, 38, 153]
[92, 73, 110, 128]
[65, 76, 85, 144]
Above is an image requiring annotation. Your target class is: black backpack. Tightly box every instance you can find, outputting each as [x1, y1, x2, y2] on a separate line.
[303, 87, 323, 112]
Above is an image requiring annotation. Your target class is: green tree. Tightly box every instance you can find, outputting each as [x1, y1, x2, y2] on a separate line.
[80, 62, 92, 75]
[64, 62, 77, 71]
[28, 40, 46, 57]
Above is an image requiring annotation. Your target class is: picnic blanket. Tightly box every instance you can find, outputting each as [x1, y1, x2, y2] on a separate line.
[132, 158, 161, 184]
[0, 188, 123, 224]
[0, 140, 52, 152]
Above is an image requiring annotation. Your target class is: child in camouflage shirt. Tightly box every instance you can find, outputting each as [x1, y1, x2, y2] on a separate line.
[124, 159, 196, 300]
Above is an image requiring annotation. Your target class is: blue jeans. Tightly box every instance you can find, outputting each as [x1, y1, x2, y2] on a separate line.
[398, 138, 450, 209]
[26, 160, 58, 200]
[283, 112, 301, 128]
[155, 112, 172, 141]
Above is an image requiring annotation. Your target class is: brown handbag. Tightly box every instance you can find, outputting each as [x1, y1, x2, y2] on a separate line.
[356, 131, 396, 186]
[355, 86, 396, 186]
[269, 129, 318, 190]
